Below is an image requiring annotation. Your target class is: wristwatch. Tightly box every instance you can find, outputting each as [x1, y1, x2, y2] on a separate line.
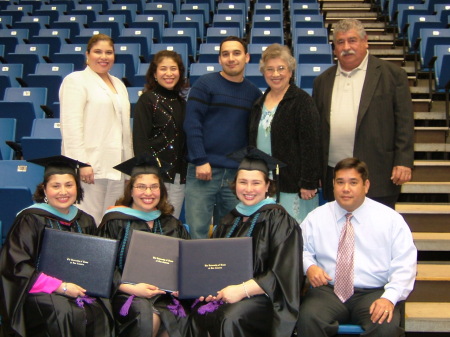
[62, 282, 67, 294]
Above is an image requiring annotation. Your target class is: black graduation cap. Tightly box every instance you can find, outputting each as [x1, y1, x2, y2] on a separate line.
[227, 146, 286, 175]
[113, 152, 172, 177]
[27, 155, 90, 177]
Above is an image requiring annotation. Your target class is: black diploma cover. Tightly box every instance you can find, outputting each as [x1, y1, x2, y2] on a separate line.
[122, 231, 253, 299]
[38, 228, 119, 298]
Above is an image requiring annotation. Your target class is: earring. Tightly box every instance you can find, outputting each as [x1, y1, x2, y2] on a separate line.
[44, 196, 48, 203]
[155, 77, 158, 82]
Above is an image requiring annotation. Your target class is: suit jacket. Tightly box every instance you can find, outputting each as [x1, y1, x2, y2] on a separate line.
[60, 66, 133, 180]
[313, 55, 414, 198]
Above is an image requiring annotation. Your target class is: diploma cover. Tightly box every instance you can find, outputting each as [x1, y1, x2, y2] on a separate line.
[121, 231, 253, 299]
[38, 228, 119, 298]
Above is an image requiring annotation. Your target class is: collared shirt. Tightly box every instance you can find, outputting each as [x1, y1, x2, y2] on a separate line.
[301, 197, 417, 305]
[328, 51, 369, 167]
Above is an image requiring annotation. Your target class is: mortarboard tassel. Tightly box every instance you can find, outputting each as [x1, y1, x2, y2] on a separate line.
[119, 295, 135, 316]
[75, 296, 96, 308]
[167, 297, 187, 317]
[197, 300, 224, 315]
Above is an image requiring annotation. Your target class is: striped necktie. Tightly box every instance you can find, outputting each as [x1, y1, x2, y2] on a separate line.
[334, 213, 354, 302]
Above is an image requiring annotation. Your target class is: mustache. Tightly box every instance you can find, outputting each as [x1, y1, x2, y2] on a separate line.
[340, 50, 356, 56]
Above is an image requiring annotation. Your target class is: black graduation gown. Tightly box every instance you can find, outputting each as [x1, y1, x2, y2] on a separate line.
[0, 207, 115, 337]
[189, 204, 303, 337]
[98, 209, 191, 337]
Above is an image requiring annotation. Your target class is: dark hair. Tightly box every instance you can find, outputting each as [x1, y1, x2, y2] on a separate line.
[219, 36, 248, 54]
[144, 50, 187, 95]
[333, 157, 369, 182]
[33, 172, 84, 204]
[115, 173, 174, 215]
[230, 170, 277, 197]
[86, 33, 114, 53]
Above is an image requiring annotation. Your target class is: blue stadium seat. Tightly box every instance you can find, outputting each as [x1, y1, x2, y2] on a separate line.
[0, 118, 16, 160]
[90, 14, 126, 40]
[3, 4, 32, 22]
[252, 14, 283, 29]
[16, 0, 42, 11]
[21, 118, 62, 160]
[51, 14, 88, 40]
[78, 0, 110, 12]
[206, 27, 241, 43]
[115, 0, 144, 13]
[296, 63, 333, 90]
[244, 63, 266, 89]
[162, 27, 197, 60]
[109, 63, 127, 83]
[419, 28, 450, 68]
[198, 43, 220, 63]
[0, 15, 13, 29]
[150, 43, 189, 77]
[295, 43, 333, 64]
[115, 43, 141, 86]
[189, 63, 220, 86]
[46, 0, 75, 11]
[29, 28, 70, 59]
[133, 63, 150, 88]
[6, 44, 50, 78]
[397, 4, 431, 38]
[0, 160, 44, 192]
[181, 3, 210, 25]
[127, 87, 144, 117]
[52, 44, 85, 71]
[12, 15, 50, 38]
[253, 3, 283, 15]
[71, 27, 112, 45]
[291, 14, 324, 29]
[434, 45, 450, 92]
[105, 3, 138, 24]
[4, 87, 48, 119]
[405, 14, 444, 52]
[69, 3, 102, 25]
[186, 0, 215, 16]
[248, 44, 269, 63]
[216, 2, 247, 21]
[250, 27, 284, 44]
[130, 14, 164, 43]
[388, 0, 422, 25]
[0, 102, 36, 141]
[117, 28, 154, 61]
[33, 3, 67, 23]
[150, 0, 179, 14]
[0, 75, 11, 99]
[0, 29, 29, 55]
[213, 13, 245, 36]
[434, 4, 450, 24]
[0, 63, 23, 88]
[143, 2, 174, 26]
[173, 14, 205, 41]
[290, 2, 321, 15]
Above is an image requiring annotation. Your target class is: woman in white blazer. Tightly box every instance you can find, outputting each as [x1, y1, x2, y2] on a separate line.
[60, 34, 133, 225]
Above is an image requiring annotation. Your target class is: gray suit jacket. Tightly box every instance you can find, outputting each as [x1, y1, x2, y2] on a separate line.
[313, 54, 414, 198]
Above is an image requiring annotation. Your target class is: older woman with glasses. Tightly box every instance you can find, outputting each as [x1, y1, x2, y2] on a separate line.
[97, 153, 190, 337]
[248, 43, 321, 224]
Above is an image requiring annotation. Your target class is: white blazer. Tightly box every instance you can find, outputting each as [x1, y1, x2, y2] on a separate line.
[59, 66, 133, 180]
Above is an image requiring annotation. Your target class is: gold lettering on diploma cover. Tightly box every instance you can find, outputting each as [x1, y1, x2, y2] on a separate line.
[153, 256, 174, 265]
[66, 258, 89, 266]
[205, 264, 227, 270]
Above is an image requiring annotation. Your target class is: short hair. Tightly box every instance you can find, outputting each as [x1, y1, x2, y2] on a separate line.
[258, 43, 296, 74]
[144, 50, 187, 95]
[333, 157, 369, 182]
[115, 173, 174, 215]
[219, 36, 248, 54]
[333, 19, 367, 41]
[86, 33, 114, 53]
[230, 170, 277, 197]
[33, 172, 84, 204]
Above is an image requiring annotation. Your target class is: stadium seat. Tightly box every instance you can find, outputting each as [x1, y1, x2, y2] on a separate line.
[295, 43, 333, 64]
[150, 0, 179, 14]
[252, 14, 283, 29]
[52, 44, 86, 71]
[290, 2, 321, 15]
[114, 0, 144, 13]
[129, 14, 165, 43]
[0, 75, 11, 99]
[212, 13, 245, 36]
[0, 160, 44, 193]
[114, 43, 142, 86]
[21, 118, 62, 160]
[198, 43, 220, 63]
[250, 28, 284, 44]
[71, 27, 112, 45]
[206, 27, 241, 43]
[0, 63, 23, 88]
[296, 63, 333, 90]
[405, 14, 444, 53]
[162, 28, 197, 61]
[0, 29, 29, 55]
[133, 63, 150, 88]
[6, 43, 50, 76]
[181, 3, 210, 25]
[117, 28, 154, 60]
[396, 4, 431, 38]
[248, 44, 269, 63]
[173, 14, 205, 41]
[216, 2, 247, 22]
[189, 63, 220, 86]
[90, 14, 127, 40]
[109, 63, 127, 84]
[33, 3, 67, 23]
[105, 3, 138, 24]
[434, 45, 450, 92]
[3, 4, 32, 22]
[291, 14, 324, 29]
[0, 15, 13, 29]
[29, 28, 71, 59]
[127, 87, 144, 117]
[4, 87, 47, 119]
[0, 118, 16, 160]
[68, 3, 102, 25]
[12, 15, 50, 38]
[419, 28, 450, 68]
[253, 3, 283, 15]
[244, 63, 266, 89]
[51, 14, 88, 40]
[143, 3, 174, 26]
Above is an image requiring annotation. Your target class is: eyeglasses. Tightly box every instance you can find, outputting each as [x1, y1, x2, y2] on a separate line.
[133, 184, 160, 192]
[264, 66, 288, 74]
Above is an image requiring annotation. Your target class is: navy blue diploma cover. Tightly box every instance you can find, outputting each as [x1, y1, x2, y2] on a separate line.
[121, 231, 253, 299]
[38, 228, 119, 298]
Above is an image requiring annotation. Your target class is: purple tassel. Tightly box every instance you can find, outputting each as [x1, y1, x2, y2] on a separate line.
[120, 295, 135, 316]
[191, 299, 200, 309]
[167, 298, 186, 318]
[197, 300, 224, 315]
[75, 296, 96, 308]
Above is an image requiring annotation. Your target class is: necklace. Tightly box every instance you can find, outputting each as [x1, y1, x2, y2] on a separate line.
[225, 213, 260, 238]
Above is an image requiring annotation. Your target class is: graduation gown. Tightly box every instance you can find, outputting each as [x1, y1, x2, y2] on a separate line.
[190, 204, 303, 337]
[98, 208, 191, 337]
[0, 206, 115, 337]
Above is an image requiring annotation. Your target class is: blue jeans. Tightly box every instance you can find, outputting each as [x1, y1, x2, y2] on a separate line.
[184, 164, 238, 239]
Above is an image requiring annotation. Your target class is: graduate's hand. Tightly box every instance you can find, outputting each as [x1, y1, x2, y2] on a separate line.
[57, 282, 86, 298]
[196, 163, 212, 181]
[200, 295, 217, 302]
[120, 283, 166, 298]
[80, 166, 95, 184]
[216, 285, 245, 304]
[171, 291, 179, 297]
[307, 265, 332, 287]
[300, 188, 317, 200]
[370, 298, 395, 324]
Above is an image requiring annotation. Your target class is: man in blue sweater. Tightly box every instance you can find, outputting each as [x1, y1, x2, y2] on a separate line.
[184, 36, 262, 238]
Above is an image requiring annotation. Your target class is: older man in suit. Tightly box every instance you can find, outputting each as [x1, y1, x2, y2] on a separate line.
[313, 19, 414, 209]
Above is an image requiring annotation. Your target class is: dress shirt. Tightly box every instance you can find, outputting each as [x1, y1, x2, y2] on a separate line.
[301, 198, 417, 305]
[328, 51, 369, 167]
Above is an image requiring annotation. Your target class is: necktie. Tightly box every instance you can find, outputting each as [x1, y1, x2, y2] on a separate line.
[334, 213, 354, 302]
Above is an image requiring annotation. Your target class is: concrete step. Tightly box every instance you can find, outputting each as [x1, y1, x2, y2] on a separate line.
[396, 203, 450, 233]
[412, 160, 450, 182]
[322, 3, 372, 10]
[412, 99, 431, 112]
[405, 302, 450, 332]
[413, 232, 450, 251]
[414, 111, 447, 121]
[414, 143, 450, 152]
[414, 127, 449, 143]
[407, 263, 450, 302]
[401, 182, 450, 194]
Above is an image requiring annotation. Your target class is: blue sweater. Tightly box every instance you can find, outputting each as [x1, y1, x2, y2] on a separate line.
[184, 72, 262, 168]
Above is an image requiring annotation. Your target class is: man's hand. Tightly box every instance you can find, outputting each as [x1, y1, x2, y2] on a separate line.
[196, 163, 212, 181]
[80, 166, 95, 184]
[391, 166, 411, 185]
[306, 265, 332, 287]
[369, 298, 395, 324]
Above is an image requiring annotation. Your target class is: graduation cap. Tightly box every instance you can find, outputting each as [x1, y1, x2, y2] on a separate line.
[227, 146, 286, 175]
[27, 155, 90, 177]
[113, 152, 172, 177]
[228, 146, 286, 202]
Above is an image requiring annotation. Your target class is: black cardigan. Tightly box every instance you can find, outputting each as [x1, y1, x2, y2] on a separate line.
[249, 84, 321, 193]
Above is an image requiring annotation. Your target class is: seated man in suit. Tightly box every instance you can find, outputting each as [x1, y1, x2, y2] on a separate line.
[297, 157, 417, 337]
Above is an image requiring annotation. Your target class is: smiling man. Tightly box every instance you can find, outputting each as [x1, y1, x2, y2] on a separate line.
[183, 36, 262, 239]
[297, 157, 417, 337]
[313, 19, 414, 209]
